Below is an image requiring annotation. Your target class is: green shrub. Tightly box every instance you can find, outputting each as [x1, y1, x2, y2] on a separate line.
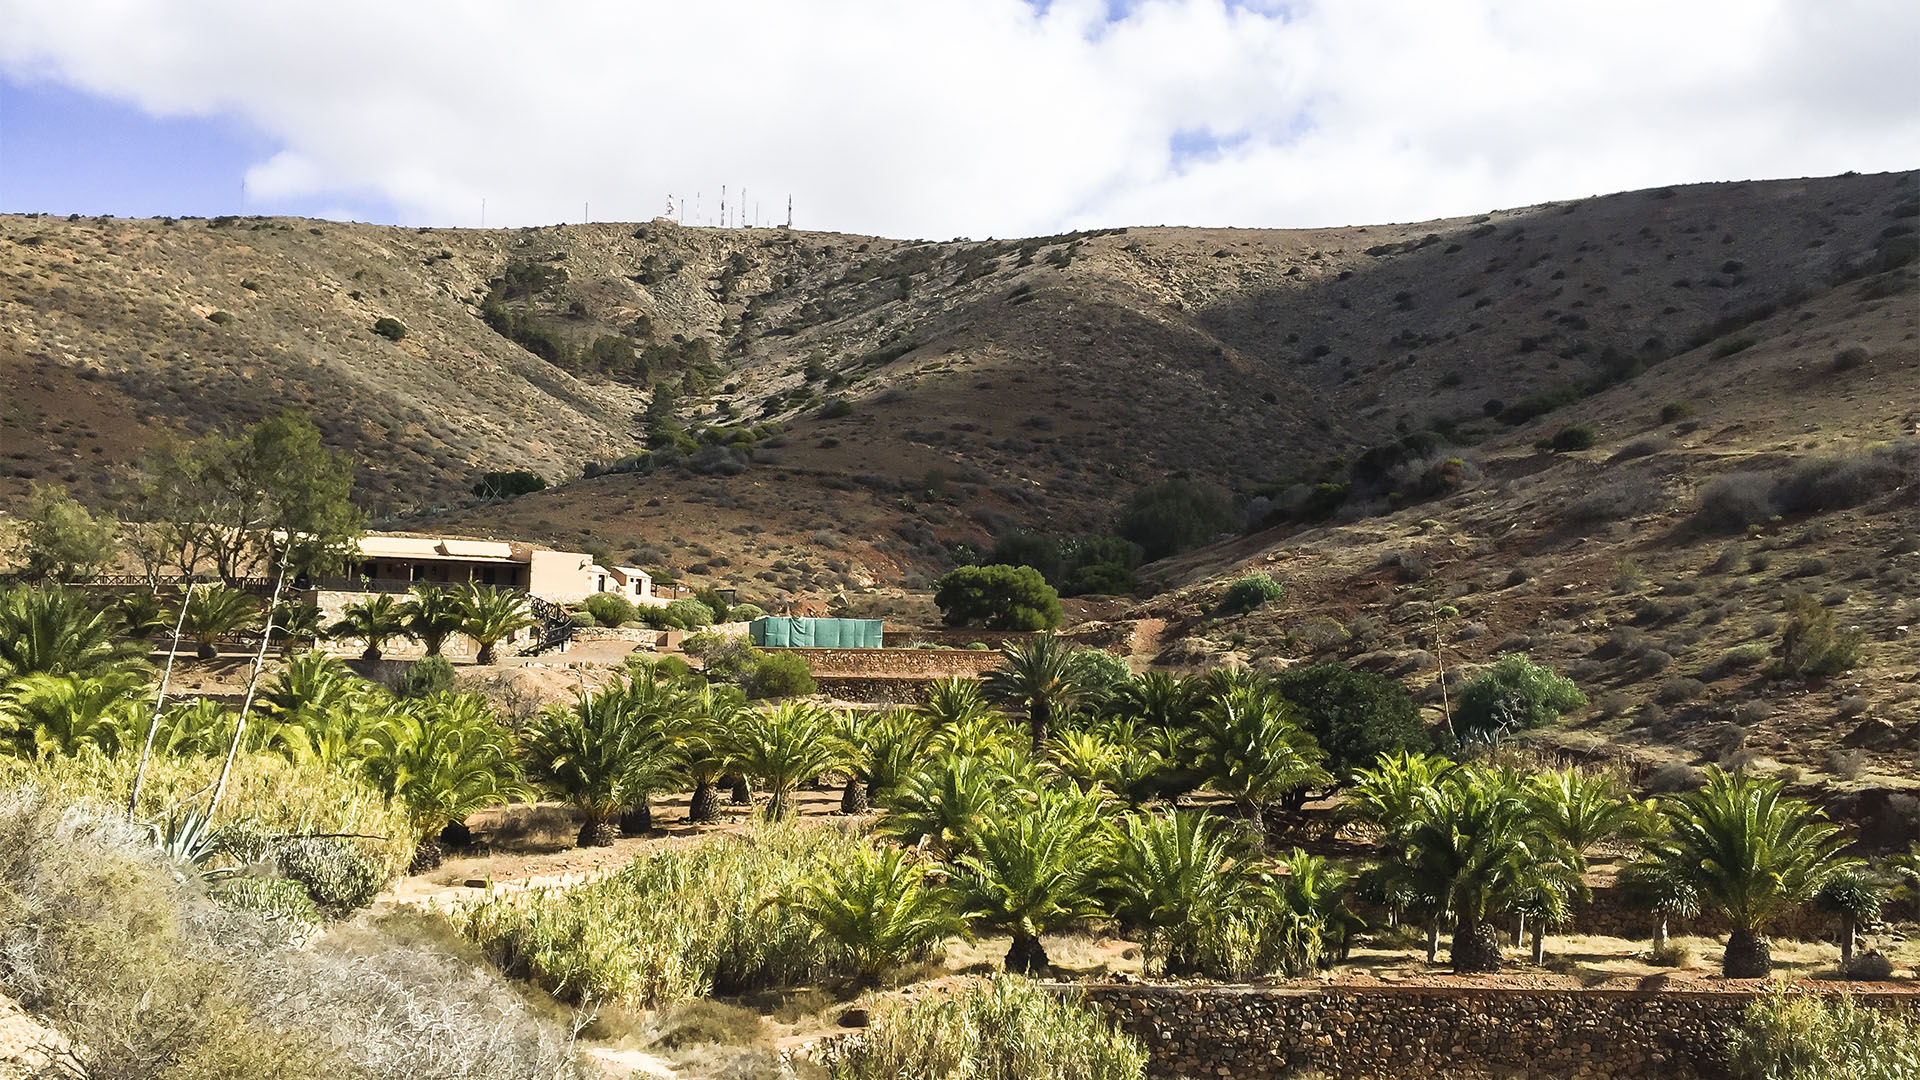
[212, 876, 324, 930]
[1660, 401, 1696, 423]
[1729, 985, 1920, 1080]
[933, 565, 1062, 630]
[1773, 593, 1862, 678]
[826, 976, 1146, 1080]
[207, 309, 235, 325]
[743, 651, 816, 700]
[1717, 642, 1773, 671]
[1117, 478, 1234, 560]
[460, 824, 868, 1006]
[1273, 662, 1429, 778]
[1713, 336, 1756, 359]
[819, 398, 854, 419]
[1215, 574, 1284, 616]
[584, 592, 638, 627]
[274, 836, 391, 916]
[372, 316, 407, 341]
[399, 654, 456, 699]
[1453, 656, 1588, 745]
[1545, 424, 1597, 452]
[665, 598, 717, 629]
[471, 469, 546, 500]
[730, 603, 767, 623]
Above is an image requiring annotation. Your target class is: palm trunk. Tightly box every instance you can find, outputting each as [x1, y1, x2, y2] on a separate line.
[477, 640, 497, 665]
[578, 817, 620, 847]
[1006, 931, 1049, 975]
[1652, 916, 1669, 953]
[1512, 912, 1525, 948]
[619, 797, 652, 835]
[1029, 701, 1051, 755]
[1426, 922, 1441, 963]
[727, 773, 751, 805]
[688, 779, 720, 823]
[1839, 914, 1856, 971]
[1450, 918, 1504, 973]
[1530, 926, 1546, 965]
[1723, 929, 1772, 978]
[840, 775, 870, 815]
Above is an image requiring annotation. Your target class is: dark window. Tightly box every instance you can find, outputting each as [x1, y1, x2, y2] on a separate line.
[481, 567, 497, 585]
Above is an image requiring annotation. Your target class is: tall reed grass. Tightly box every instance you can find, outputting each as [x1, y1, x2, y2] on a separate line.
[824, 976, 1146, 1080]
[1730, 986, 1920, 1080]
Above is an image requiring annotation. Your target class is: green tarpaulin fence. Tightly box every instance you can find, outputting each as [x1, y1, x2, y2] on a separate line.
[748, 617, 884, 648]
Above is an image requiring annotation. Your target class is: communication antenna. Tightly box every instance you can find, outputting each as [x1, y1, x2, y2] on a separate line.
[584, 202, 589, 224]
[481, 198, 486, 229]
[786, 195, 793, 229]
[720, 185, 727, 229]
[740, 187, 747, 228]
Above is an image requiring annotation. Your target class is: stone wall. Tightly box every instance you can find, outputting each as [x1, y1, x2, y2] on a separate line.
[781, 647, 1005, 678]
[1074, 984, 1918, 1080]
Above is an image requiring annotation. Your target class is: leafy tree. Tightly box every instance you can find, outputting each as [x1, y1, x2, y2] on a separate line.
[363, 692, 530, 869]
[470, 470, 546, 500]
[330, 593, 411, 661]
[1273, 662, 1428, 780]
[461, 585, 534, 664]
[1452, 656, 1587, 745]
[1059, 535, 1143, 597]
[742, 650, 816, 699]
[953, 784, 1112, 974]
[990, 532, 1065, 584]
[985, 633, 1086, 753]
[180, 584, 259, 660]
[582, 592, 637, 627]
[771, 843, 962, 986]
[1116, 478, 1233, 560]
[1346, 751, 1457, 838]
[933, 565, 1062, 630]
[692, 586, 733, 623]
[1192, 681, 1331, 842]
[1640, 768, 1852, 977]
[20, 483, 119, 582]
[0, 586, 146, 684]
[401, 587, 466, 657]
[731, 702, 845, 820]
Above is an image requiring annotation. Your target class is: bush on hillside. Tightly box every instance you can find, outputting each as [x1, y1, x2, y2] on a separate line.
[1117, 479, 1234, 560]
[1452, 656, 1588, 746]
[1540, 424, 1597, 452]
[1215, 574, 1284, 617]
[470, 470, 545, 500]
[1773, 593, 1862, 679]
[742, 651, 816, 700]
[934, 565, 1062, 630]
[399, 655, 456, 699]
[1694, 441, 1920, 532]
[372, 317, 407, 341]
[664, 598, 717, 629]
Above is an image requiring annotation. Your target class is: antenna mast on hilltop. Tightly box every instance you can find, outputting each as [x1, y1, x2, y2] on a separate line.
[720, 185, 727, 229]
[786, 195, 793, 229]
[740, 187, 747, 228]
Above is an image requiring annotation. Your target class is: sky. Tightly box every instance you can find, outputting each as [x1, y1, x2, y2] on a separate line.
[1, 0, 1915, 238]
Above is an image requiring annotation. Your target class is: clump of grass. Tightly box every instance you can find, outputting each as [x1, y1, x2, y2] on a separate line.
[1729, 985, 1920, 1080]
[459, 823, 869, 1006]
[824, 976, 1146, 1080]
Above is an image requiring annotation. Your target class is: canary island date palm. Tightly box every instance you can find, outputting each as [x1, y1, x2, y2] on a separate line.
[1388, 766, 1580, 973]
[0, 585, 147, 684]
[770, 842, 963, 986]
[916, 676, 997, 730]
[835, 708, 931, 814]
[1518, 767, 1632, 946]
[400, 586, 466, 658]
[682, 685, 744, 823]
[364, 692, 530, 870]
[1110, 810, 1275, 977]
[180, 583, 260, 660]
[330, 593, 411, 661]
[1277, 848, 1361, 973]
[882, 750, 1029, 859]
[1636, 767, 1851, 978]
[952, 783, 1113, 974]
[461, 585, 535, 665]
[731, 701, 846, 821]
[525, 676, 687, 846]
[984, 633, 1087, 754]
[1111, 670, 1199, 731]
[1193, 681, 1331, 845]
[1, 672, 147, 757]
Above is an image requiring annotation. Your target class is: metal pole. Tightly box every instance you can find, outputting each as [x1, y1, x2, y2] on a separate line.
[128, 581, 195, 820]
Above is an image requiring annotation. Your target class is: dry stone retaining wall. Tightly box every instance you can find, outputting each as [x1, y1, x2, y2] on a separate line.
[1073, 983, 1917, 1080]
[781, 647, 1005, 678]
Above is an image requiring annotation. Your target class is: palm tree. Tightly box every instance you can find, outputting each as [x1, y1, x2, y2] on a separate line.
[1276, 848, 1360, 972]
[331, 593, 411, 660]
[1112, 670, 1199, 731]
[270, 600, 325, 647]
[916, 676, 996, 730]
[1520, 767, 1633, 946]
[150, 697, 237, 758]
[1347, 751, 1457, 837]
[731, 702, 846, 820]
[881, 751, 1028, 859]
[1814, 865, 1883, 974]
[116, 592, 173, 641]
[401, 587, 466, 658]
[952, 783, 1112, 974]
[364, 692, 530, 870]
[835, 708, 930, 814]
[461, 585, 535, 665]
[1, 672, 147, 757]
[1048, 728, 1121, 795]
[1388, 766, 1581, 973]
[984, 633, 1086, 754]
[1099, 719, 1194, 807]
[180, 584, 260, 660]
[1617, 854, 1701, 956]
[1640, 768, 1852, 977]
[1193, 681, 1331, 844]
[0, 585, 146, 683]
[771, 842, 962, 986]
[682, 685, 743, 823]
[1109, 810, 1272, 977]
[524, 676, 686, 846]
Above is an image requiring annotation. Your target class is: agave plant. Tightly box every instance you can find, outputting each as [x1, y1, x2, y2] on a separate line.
[461, 585, 535, 665]
[180, 583, 260, 660]
[731, 702, 846, 821]
[401, 586, 467, 657]
[147, 806, 237, 882]
[769, 842, 962, 986]
[330, 593, 412, 661]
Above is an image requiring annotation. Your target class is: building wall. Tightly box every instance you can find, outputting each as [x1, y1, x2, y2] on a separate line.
[527, 549, 597, 605]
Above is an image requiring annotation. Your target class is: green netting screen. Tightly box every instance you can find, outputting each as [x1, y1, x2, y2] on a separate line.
[749, 617, 884, 648]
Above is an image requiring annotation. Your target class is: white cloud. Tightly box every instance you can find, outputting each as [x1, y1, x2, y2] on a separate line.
[1, 0, 1915, 236]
